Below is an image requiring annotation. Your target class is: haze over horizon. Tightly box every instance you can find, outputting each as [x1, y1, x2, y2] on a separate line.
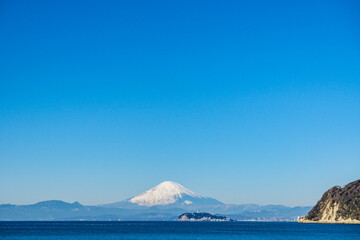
[1, 0, 359, 207]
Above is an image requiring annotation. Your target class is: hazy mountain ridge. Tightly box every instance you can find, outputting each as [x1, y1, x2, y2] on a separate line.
[0, 181, 311, 221]
[299, 179, 360, 224]
[0, 200, 185, 221]
[0, 200, 310, 221]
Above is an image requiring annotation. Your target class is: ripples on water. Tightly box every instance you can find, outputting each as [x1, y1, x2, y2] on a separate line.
[1, 221, 360, 240]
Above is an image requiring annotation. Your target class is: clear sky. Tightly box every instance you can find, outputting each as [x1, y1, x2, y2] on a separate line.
[0, 0, 359, 206]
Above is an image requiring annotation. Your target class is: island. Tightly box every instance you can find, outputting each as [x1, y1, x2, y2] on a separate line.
[178, 212, 233, 222]
[299, 179, 360, 224]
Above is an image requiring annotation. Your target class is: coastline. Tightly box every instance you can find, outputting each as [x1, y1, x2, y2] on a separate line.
[298, 218, 360, 224]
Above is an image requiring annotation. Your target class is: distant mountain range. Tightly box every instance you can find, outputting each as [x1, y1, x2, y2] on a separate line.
[0, 181, 311, 221]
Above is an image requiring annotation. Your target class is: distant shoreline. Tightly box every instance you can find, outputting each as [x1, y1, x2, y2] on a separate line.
[298, 219, 360, 224]
[0, 220, 303, 223]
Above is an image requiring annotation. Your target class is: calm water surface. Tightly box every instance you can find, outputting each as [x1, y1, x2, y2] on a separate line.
[1, 221, 360, 240]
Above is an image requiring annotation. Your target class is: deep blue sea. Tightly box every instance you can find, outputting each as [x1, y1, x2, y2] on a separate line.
[1, 221, 360, 240]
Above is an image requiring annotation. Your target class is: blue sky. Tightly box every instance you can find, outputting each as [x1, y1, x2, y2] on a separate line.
[0, 0, 359, 206]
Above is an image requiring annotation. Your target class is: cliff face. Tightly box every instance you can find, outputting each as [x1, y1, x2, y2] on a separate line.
[299, 179, 360, 224]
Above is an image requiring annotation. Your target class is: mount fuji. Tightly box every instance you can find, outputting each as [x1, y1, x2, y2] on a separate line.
[0, 181, 312, 221]
[102, 181, 223, 210]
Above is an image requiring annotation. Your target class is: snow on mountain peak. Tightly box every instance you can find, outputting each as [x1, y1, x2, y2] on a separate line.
[129, 181, 203, 206]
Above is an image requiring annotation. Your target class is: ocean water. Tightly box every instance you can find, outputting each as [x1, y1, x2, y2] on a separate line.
[1, 221, 360, 240]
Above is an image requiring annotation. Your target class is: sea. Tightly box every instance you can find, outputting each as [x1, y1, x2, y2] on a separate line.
[1, 221, 360, 240]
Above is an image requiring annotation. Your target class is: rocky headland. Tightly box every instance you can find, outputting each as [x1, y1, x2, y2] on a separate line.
[299, 179, 360, 224]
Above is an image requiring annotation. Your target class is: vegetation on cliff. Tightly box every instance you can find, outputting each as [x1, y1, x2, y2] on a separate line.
[300, 179, 360, 223]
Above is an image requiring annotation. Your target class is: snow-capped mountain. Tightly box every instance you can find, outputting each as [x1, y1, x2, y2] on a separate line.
[103, 181, 223, 209]
[129, 181, 202, 206]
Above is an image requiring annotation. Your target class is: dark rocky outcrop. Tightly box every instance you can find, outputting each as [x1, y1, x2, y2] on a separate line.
[299, 179, 360, 224]
[178, 212, 232, 221]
